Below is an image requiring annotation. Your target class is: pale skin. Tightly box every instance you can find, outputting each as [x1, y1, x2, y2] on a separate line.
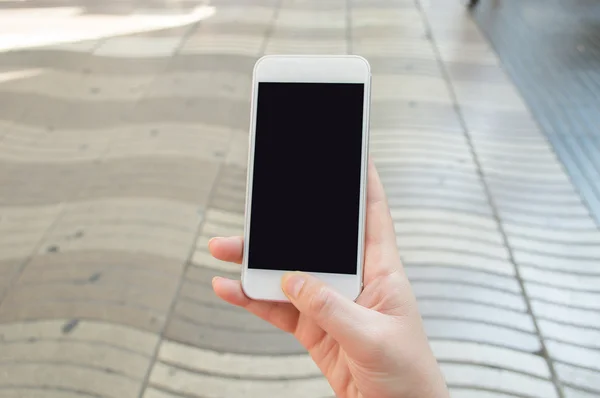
[209, 160, 450, 398]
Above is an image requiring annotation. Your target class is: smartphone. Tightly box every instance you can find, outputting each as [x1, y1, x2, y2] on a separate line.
[241, 55, 371, 302]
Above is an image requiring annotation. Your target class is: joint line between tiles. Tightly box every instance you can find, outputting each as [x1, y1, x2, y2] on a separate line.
[411, 1, 565, 397]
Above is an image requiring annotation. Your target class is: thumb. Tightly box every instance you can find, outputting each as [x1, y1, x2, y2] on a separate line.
[282, 272, 375, 349]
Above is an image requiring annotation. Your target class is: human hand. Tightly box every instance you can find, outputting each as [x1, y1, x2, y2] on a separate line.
[209, 160, 450, 398]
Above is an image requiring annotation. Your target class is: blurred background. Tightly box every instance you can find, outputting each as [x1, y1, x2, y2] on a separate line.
[0, 0, 599, 397]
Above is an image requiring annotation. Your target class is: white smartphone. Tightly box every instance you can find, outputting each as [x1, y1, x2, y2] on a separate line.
[241, 55, 371, 302]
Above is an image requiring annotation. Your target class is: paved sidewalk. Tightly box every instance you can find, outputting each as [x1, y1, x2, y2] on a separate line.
[0, 0, 598, 397]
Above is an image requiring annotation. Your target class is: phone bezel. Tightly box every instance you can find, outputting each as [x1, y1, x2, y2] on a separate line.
[241, 55, 371, 302]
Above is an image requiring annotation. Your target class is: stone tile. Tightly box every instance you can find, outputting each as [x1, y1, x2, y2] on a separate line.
[413, 282, 526, 311]
[0, 363, 142, 398]
[395, 222, 503, 245]
[264, 39, 348, 55]
[0, 161, 88, 205]
[431, 341, 550, 378]
[0, 130, 112, 163]
[0, 319, 158, 355]
[539, 319, 600, 350]
[0, 389, 92, 398]
[483, 166, 573, 184]
[521, 266, 600, 292]
[208, 164, 247, 214]
[350, 8, 424, 28]
[390, 208, 498, 230]
[546, 340, 600, 372]
[3, 283, 172, 313]
[157, 339, 320, 378]
[371, 75, 452, 103]
[2, 251, 184, 332]
[398, 236, 509, 260]
[225, 131, 249, 168]
[180, 35, 264, 56]
[490, 186, 585, 207]
[0, 300, 165, 333]
[131, 96, 250, 131]
[40, 222, 196, 262]
[106, 123, 233, 162]
[271, 26, 345, 40]
[531, 300, 600, 329]
[391, 200, 490, 218]
[384, 184, 486, 206]
[81, 55, 170, 76]
[354, 38, 436, 59]
[33, 40, 100, 53]
[376, 162, 479, 183]
[440, 364, 557, 398]
[201, 221, 245, 239]
[497, 209, 598, 230]
[280, 0, 346, 10]
[148, 361, 333, 398]
[449, 389, 525, 398]
[144, 388, 182, 398]
[375, 149, 476, 171]
[146, 71, 250, 100]
[402, 250, 515, 276]
[190, 21, 270, 37]
[406, 265, 520, 293]
[76, 158, 220, 205]
[510, 237, 600, 260]
[480, 161, 569, 181]
[366, 56, 442, 77]
[0, 339, 150, 379]
[275, 9, 346, 29]
[168, 54, 258, 75]
[163, 316, 304, 354]
[563, 387, 600, 398]
[94, 37, 184, 58]
[525, 283, 600, 311]
[370, 100, 462, 130]
[494, 198, 591, 219]
[379, 171, 484, 193]
[24, 250, 185, 280]
[206, 6, 276, 24]
[437, 43, 500, 65]
[0, 204, 61, 259]
[426, 319, 541, 352]
[503, 223, 600, 244]
[371, 127, 469, 145]
[453, 82, 529, 111]
[418, 299, 535, 332]
[172, 297, 273, 332]
[556, 363, 600, 396]
[351, 24, 429, 41]
[445, 62, 511, 83]
[0, 259, 20, 296]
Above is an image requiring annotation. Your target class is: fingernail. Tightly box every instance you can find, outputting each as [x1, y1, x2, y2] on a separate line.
[283, 273, 305, 299]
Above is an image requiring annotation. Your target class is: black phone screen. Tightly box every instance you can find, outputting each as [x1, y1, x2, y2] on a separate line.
[248, 82, 365, 275]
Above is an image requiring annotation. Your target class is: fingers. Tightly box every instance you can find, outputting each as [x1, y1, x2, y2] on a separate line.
[364, 159, 403, 282]
[282, 272, 377, 354]
[209, 236, 244, 264]
[212, 277, 299, 333]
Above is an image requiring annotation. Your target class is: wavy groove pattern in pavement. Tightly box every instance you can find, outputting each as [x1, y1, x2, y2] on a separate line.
[0, 0, 598, 397]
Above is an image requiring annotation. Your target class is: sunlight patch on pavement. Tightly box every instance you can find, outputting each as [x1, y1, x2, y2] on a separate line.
[0, 68, 44, 83]
[0, 5, 216, 52]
